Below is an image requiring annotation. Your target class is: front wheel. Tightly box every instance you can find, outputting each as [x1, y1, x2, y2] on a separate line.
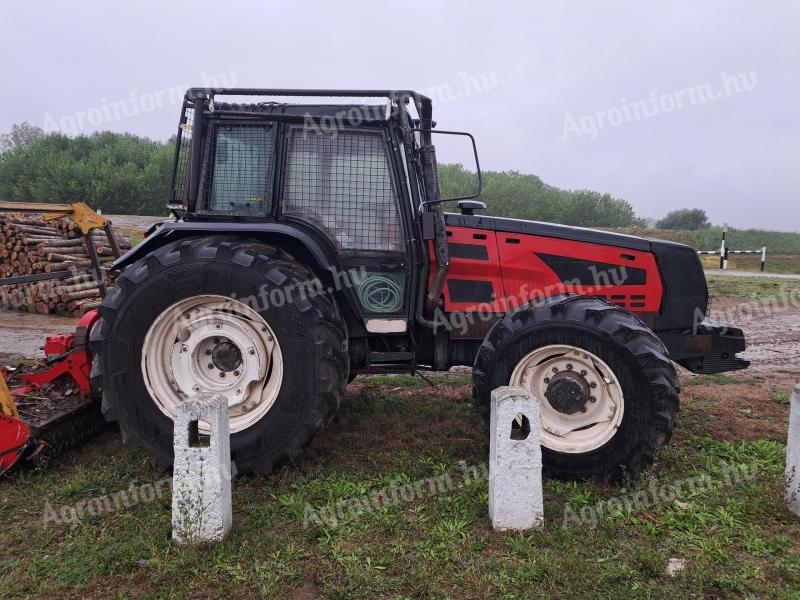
[91, 237, 348, 474]
[473, 295, 679, 481]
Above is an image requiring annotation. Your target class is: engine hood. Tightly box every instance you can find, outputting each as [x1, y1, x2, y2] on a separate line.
[444, 213, 708, 330]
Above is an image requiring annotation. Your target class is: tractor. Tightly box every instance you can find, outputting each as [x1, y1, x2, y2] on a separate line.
[10, 88, 752, 482]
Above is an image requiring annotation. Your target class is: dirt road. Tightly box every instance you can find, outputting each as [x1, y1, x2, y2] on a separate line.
[0, 311, 80, 359]
[708, 296, 800, 380]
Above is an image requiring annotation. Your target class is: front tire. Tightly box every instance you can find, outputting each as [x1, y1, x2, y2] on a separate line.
[473, 295, 679, 481]
[91, 237, 348, 474]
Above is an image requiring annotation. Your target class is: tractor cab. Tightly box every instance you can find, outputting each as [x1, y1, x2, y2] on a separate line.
[120, 89, 480, 364]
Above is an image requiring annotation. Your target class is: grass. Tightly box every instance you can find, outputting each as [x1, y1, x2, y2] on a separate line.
[684, 373, 743, 386]
[695, 227, 800, 257]
[610, 227, 800, 259]
[1, 374, 798, 599]
[706, 274, 800, 300]
[769, 390, 791, 406]
[700, 254, 800, 275]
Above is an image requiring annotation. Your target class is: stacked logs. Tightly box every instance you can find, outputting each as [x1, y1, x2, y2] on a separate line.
[0, 212, 132, 316]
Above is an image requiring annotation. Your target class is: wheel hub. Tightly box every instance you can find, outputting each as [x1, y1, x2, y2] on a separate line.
[546, 371, 590, 415]
[141, 295, 284, 435]
[212, 340, 243, 373]
[509, 344, 624, 454]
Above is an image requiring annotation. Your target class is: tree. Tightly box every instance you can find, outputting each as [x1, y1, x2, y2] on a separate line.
[0, 122, 45, 153]
[656, 208, 710, 230]
[0, 131, 172, 215]
[439, 164, 643, 228]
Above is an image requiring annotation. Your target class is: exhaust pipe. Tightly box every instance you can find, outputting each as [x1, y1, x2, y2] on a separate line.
[417, 105, 449, 315]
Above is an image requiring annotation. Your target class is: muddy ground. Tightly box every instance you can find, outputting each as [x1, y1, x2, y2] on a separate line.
[0, 292, 796, 445]
[675, 295, 799, 443]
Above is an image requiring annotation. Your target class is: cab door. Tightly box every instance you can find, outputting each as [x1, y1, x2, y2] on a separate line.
[279, 125, 413, 330]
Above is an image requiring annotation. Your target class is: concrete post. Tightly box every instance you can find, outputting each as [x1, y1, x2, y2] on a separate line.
[172, 393, 233, 544]
[489, 386, 544, 530]
[786, 385, 800, 518]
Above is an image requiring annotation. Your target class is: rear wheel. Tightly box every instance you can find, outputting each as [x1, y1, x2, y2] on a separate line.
[91, 237, 348, 474]
[473, 295, 679, 481]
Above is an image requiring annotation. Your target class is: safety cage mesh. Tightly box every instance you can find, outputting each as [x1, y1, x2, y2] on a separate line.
[200, 122, 275, 215]
[170, 103, 194, 205]
[282, 128, 403, 252]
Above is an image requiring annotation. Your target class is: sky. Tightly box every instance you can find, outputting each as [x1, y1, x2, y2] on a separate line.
[0, 0, 797, 230]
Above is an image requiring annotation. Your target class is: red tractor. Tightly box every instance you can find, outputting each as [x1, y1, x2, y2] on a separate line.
[3, 89, 750, 481]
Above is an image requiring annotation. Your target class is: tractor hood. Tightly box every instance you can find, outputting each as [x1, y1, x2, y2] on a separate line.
[444, 213, 708, 331]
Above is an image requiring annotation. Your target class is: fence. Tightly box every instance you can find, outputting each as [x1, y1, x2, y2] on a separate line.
[698, 224, 766, 271]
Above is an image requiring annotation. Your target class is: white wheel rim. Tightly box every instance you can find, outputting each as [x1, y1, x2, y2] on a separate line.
[509, 344, 624, 453]
[142, 295, 283, 434]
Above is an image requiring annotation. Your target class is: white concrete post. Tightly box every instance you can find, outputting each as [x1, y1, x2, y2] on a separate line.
[786, 385, 800, 518]
[489, 386, 544, 530]
[172, 393, 233, 544]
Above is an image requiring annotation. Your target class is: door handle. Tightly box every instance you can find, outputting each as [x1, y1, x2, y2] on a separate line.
[381, 260, 405, 270]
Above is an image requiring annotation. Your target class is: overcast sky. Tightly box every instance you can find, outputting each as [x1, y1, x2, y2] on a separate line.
[0, 0, 796, 230]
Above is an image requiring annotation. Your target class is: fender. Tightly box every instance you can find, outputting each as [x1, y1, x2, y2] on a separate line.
[111, 221, 367, 334]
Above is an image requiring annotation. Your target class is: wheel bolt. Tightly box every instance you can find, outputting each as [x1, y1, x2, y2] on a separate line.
[205, 349, 211, 355]
[590, 382, 597, 389]
[215, 324, 221, 330]
[590, 396, 597, 402]
[220, 372, 226, 378]
[580, 369, 587, 376]
[208, 363, 214, 369]
[566, 363, 573, 370]
[543, 377, 550, 384]
[248, 348, 256, 355]
[552, 367, 558, 373]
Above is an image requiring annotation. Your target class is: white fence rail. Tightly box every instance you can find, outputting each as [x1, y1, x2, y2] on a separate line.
[697, 224, 766, 271]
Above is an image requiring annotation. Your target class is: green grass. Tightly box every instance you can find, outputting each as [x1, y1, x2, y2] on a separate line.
[769, 390, 791, 405]
[609, 227, 800, 258]
[700, 254, 800, 275]
[1, 375, 798, 599]
[684, 373, 743, 386]
[706, 274, 800, 300]
[696, 227, 800, 256]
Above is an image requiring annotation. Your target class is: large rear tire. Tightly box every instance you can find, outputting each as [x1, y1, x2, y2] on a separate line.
[473, 295, 679, 481]
[91, 237, 348, 474]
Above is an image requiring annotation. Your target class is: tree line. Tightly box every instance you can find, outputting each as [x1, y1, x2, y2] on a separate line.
[0, 124, 172, 215]
[0, 125, 647, 225]
[0, 126, 795, 255]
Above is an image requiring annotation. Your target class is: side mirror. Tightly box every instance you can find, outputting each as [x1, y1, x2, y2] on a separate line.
[458, 200, 486, 216]
[412, 128, 483, 205]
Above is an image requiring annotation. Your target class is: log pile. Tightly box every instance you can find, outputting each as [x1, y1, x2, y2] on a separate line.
[0, 212, 132, 316]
